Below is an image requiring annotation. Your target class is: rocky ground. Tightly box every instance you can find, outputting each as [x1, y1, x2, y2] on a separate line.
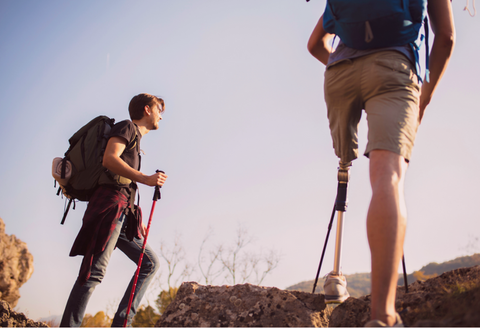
[330, 265, 480, 326]
[1, 266, 479, 327]
[0, 300, 48, 327]
[157, 266, 480, 327]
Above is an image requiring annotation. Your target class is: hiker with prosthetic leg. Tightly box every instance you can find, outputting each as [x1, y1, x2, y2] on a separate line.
[60, 94, 168, 327]
[307, 0, 454, 326]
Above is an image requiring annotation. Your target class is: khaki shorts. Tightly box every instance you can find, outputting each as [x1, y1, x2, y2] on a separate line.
[324, 51, 421, 163]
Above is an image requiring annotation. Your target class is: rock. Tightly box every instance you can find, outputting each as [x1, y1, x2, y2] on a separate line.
[328, 265, 480, 327]
[397, 265, 480, 326]
[329, 297, 370, 327]
[156, 282, 329, 327]
[0, 300, 48, 327]
[0, 217, 34, 307]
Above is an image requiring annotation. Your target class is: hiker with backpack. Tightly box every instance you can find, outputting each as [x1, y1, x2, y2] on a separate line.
[307, 0, 454, 326]
[60, 93, 168, 327]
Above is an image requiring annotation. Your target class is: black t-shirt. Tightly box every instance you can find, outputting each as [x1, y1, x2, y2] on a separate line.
[106, 120, 142, 196]
[109, 120, 142, 171]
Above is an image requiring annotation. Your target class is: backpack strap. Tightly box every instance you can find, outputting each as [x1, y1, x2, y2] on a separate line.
[61, 198, 75, 225]
[409, 16, 430, 84]
[125, 122, 139, 153]
[126, 132, 138, 152]
[131, 123, 141, 171]
[424, 16, 430, 83]
[129, 183, 138, 213]
[124, 182, 141, 241]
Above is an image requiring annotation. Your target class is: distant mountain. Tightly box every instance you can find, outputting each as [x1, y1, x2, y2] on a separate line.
[286, 254, 480, 298]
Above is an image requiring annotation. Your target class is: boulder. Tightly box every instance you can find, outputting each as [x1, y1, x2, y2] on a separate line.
[157, 282, 329, 327]
[0, 218, 34, 307]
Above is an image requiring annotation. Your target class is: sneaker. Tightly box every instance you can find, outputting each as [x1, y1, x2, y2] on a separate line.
[364, 313, 404, 327]
[323, 271, 350, 304]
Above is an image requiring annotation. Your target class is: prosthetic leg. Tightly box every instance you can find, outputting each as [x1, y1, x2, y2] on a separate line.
[312, 161, 351, 294]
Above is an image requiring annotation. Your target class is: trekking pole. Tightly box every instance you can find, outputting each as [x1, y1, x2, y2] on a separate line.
[312, 201, 336, 293]
[123, 170, 164, 327]
[312, 162, 351, 294]
[402, 255, 409, 293]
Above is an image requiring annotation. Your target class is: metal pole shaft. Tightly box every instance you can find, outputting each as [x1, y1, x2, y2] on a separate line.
[333, 211, 345, 274]
[402, 255, 409, 293]
[312, 202, 336, 294]
[123, 200, 157, 327]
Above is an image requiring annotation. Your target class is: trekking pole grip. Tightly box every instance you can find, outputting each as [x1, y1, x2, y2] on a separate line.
[153, 170, 164, 201]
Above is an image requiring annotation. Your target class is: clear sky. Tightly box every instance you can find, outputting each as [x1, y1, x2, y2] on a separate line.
[0, 0, 479, 321]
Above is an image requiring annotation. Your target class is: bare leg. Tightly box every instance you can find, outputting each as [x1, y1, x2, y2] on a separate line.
[367, 150, 408, 326]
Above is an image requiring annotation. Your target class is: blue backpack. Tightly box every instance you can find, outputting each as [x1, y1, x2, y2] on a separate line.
[321, 0, 430, 81]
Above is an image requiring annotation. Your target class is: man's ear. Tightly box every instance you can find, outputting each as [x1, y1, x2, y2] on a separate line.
[144, 105, 152, 116]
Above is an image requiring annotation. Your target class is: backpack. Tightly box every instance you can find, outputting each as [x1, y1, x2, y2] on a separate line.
[321, 0, 430, 82]
[52, 115, 138, 224]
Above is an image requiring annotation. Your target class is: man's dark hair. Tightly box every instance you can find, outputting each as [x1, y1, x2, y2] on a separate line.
[128, 93, 165, 120]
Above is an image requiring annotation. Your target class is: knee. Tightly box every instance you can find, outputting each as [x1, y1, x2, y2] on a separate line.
[369, 150, 407, 191]
[142, 251, 160, 276]
[88, 274, 105, 285]
[75, 275, 102, 292]
[87, 265, 108, 285]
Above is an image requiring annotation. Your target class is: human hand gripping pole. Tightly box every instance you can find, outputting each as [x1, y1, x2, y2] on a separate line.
[123, 170, 164, 327]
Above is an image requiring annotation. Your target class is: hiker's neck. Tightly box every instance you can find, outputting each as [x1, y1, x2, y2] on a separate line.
[132, 119, 150, 137]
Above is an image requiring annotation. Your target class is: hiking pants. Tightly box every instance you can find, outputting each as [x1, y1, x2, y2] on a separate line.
[60, 213, 160, 327]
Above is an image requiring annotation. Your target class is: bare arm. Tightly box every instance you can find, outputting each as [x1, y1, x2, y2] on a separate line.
[102, 136, 167, 187]
[307, 14, 335, 65]
[419, 0, 455, 122]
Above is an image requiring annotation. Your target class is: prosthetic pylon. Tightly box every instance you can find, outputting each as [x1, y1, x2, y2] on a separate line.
[332, 161, 350, 275]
